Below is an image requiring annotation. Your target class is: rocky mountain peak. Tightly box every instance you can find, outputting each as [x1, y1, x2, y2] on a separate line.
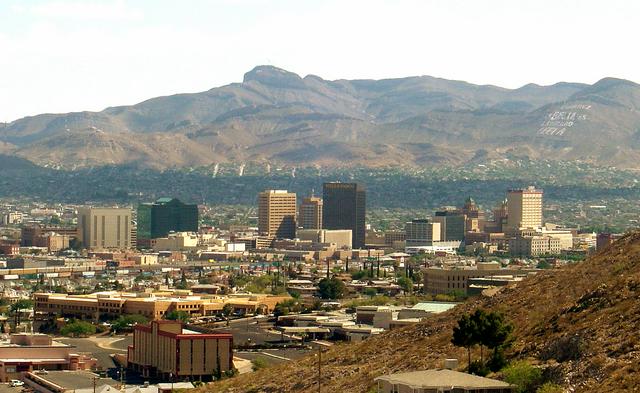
[242, 65, 306, 89]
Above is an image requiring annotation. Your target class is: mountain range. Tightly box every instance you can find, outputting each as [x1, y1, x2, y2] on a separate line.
[2, 66, 640, 169]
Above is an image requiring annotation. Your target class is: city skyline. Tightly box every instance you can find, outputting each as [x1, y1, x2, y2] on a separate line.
[0, 1, 637, 391]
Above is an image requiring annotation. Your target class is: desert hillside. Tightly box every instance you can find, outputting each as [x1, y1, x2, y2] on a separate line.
[210, 232, 640, 392]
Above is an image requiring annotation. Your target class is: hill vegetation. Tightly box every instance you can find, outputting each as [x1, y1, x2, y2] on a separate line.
[209, 232, 640, 392]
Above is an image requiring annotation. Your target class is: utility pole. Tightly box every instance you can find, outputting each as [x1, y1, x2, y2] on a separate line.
[317, 345, 322, 393]
[93, 375, 97, 393]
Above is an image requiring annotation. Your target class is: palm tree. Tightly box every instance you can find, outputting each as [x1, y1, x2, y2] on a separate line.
[11, 299, 33, 330]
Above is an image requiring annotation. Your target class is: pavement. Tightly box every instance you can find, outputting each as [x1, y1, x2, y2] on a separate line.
[57, 336, 133, 371]
[209, 318, 315, 366]
[0, 385, 24, 393]
[209, 319, 285, 345]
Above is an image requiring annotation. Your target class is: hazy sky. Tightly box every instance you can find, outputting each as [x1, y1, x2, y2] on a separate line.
[1, 0, 638, 121]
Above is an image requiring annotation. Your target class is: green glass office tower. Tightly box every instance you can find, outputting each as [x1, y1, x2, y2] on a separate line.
[137, 198, 198, 248]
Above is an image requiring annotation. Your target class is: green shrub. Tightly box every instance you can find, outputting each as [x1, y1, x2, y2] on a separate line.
[503, 361, 543, 393]
[536, 383, 563, 393]
[60, 320, 96, 337]
[487, 348, 508, 372]
[468, 360, 490, 377]
[164, 310, 190, 322]
[111, 314, 148, 333]
[251, 358, 268, 371]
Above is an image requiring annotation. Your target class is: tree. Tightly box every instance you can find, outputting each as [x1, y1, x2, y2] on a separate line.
[471, 309, 489, 363]
[69, 237, 82, 250]
[482, 311, 513, 371]
[222, 303, 234, 326]
[175, 271, 188, 289]
[273, 302, 290, 318]
[412, 270, 424, 292]
[227, 274, 236, 289]
[536, 260, 552, 269]
[364, 288, 378, 298]
[452, 309, 513, 373]
[452, 313, 477, 369]
[60, 320, 96, 337]
[317, 277, 345, 299]
[273, 299, 304, 319]
[350, 270, 372, 281]
[10, 299, 33, 328]
[165, 310, 190, 322]
[111, 314, 148, 333]
[397, 277, 414, 295]
[49, 216, 62, 225]
[287, 289, 301, 299]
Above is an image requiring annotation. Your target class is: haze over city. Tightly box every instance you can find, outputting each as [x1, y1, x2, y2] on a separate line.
[1, 0, 639, 121]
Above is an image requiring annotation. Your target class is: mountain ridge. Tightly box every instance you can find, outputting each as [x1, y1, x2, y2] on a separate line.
[2, 66, 640, 169]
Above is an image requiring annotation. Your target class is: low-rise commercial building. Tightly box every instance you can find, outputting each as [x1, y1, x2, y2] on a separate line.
[34, 291, 289, 321]
[0, 334, 96, 382]
[296, 229, 353, 249]
[151, 232, 199, 251]
[21, 225, 77, 247]
[423, 265, 536, 295]
[508, 236, 561, 257]
[128, 320, 232, 381]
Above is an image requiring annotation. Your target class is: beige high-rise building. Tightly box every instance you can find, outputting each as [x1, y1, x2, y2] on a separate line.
[258, 190, 297, 239]
[300, 196, 323, 229]
[77, 207, 133, 250]
[405, 219, 441, 247]
[506, 186, 543, 231]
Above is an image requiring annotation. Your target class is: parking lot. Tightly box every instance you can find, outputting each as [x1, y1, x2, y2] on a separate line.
[207, 318, 314, 364]
[57, 336, 133, 371]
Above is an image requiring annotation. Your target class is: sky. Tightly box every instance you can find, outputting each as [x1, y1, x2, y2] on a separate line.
[1, 0, 638, 122]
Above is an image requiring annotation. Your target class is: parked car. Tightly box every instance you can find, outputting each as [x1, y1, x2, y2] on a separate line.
[9, 380, 24, 387]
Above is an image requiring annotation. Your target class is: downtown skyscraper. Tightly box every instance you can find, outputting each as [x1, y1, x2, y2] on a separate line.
[322, 182, 366, 248]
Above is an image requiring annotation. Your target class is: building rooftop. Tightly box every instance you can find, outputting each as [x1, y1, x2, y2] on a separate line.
[29, 370, 119, 390]
[374, 369, 513, 389]
[411, 302, 459, 314]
